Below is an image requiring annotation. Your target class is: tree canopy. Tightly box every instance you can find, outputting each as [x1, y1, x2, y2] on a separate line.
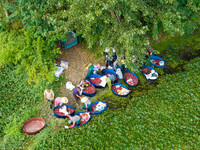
[66, 0, 200, 68]
[0, 0, 199, 81]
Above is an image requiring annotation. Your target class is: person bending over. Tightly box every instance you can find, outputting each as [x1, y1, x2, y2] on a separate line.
[73, 86, 82, 103]
[65, 115, 81, 128]
[81, 97, 92, 111]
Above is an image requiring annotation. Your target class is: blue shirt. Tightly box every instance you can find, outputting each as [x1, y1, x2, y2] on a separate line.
[73, 87, 80, 97]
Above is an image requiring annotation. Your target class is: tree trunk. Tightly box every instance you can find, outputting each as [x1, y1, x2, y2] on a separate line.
[109, 10, 120, 23]
[1, 1, 9, 18]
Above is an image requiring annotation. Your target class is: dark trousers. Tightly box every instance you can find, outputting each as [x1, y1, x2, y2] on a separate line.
[106, 53, 117, 67]
[47, 99, 53, 109]
[82, 104, 92, 111]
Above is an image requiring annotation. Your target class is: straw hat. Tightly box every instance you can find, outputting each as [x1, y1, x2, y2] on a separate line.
[81, 97, 88, 103]
[61, 97, 68, 104]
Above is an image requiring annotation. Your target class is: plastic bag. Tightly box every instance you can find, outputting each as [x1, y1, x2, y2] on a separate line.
[99, 76, 107, 87]
[59, 105, 70, 115]
[60, 61, 69, 69]
[66, 81, 75, 90]
[116, 68, 123, 79]
[55, 67, 64, 78]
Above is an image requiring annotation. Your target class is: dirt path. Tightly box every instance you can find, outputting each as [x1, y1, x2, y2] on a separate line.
[55, 43, 104, 110]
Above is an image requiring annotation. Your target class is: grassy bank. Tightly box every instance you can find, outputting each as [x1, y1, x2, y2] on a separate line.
[33, 57, 200, 149]
[1, 56, 199, 149]
[1, 30, 200, 149]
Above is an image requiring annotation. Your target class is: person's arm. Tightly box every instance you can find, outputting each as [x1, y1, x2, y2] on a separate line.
[66, 115, 75, 128]
[69, 124, 75, 128]
[76, 94, 81, 99]
[86, 80, 91, 86]
[78, 81, 83, 87]
[52, 91, 55, 100]
[85, 103, 88, 109]
[59, 102, 63, 106]
[44, 91, 47, 103]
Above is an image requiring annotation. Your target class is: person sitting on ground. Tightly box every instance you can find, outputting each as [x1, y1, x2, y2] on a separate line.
[65, 114, 81, 128]
[78, 79, 91, 88]
[81, 97, 92, 111]
[73, 86, 82, 103]
[44, 88, 54, 109]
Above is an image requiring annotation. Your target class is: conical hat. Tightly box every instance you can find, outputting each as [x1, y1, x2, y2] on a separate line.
[61, 97, 68, 104]
[81, 97, 88, 103]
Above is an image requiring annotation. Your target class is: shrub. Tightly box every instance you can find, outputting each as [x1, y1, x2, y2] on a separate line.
[0, 29, 61, 83]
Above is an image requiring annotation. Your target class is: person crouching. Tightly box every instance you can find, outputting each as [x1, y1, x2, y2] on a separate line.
[65, 115, 81, 128]
[73, 86, 82, 104]
[81, 97, 92, 111]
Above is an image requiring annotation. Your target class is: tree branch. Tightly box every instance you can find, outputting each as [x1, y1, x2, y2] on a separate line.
[1, 1, 9, 18]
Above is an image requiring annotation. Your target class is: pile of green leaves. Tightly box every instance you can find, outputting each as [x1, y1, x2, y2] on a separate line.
[0, 29, 61, 83]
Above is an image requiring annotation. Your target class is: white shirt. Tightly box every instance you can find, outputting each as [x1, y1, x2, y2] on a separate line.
[85, 100, 91, 108]
[44, 89, 54, 101]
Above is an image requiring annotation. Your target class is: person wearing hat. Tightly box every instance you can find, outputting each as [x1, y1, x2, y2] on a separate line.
[81, 97, 92, 111]
[44, 88, 54, 109]
[65, 114, 81, 128]
[54, 97, 69, 107]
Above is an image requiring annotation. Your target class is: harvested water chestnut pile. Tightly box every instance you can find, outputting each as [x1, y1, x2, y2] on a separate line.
[54, 107, 74, 115]
[83, 85, 96, 93]
[124, 72, 138, 85]
[152, 59, 161, 65]
[142, 68, 152, 74]
[91, 104, 98, 112]
[112, 85, 122, 93]
[89, 77, 102, 85]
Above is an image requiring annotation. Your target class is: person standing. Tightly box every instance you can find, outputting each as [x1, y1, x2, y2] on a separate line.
[44, 89, 54, 109]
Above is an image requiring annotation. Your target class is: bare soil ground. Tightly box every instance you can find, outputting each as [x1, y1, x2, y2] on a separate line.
[55, 42, 104, 110]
